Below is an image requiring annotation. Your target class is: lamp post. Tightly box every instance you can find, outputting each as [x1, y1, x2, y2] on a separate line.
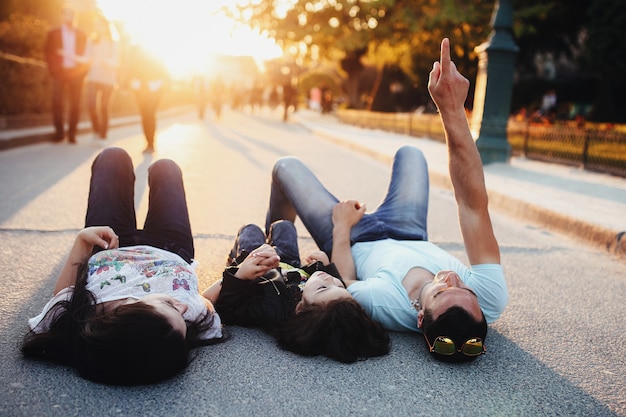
[470, 0, 518, 164]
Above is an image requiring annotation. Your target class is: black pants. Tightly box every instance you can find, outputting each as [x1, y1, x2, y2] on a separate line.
[85, 147, 194, 263]
[133, 87, 163, 147]
[50, 73, 85, 141]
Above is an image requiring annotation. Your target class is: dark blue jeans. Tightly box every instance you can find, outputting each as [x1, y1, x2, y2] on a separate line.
[229, 221, 301, 268]
[85, 147, 194, 263]
[265, 145, 430, 256]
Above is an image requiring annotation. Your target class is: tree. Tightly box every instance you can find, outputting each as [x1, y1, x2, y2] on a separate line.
[581, 0, 626, 122]
[231, 0, 496, 109]
[511, 0, 592, 76]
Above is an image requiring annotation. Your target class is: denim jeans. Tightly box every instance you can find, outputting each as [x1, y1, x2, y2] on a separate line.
[266, 145, 429, 256]
[85, 147, 194, 263]
[229, 221, 301, 268]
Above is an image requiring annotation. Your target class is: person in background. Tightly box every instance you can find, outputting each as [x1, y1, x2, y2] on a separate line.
[44, 4, 88, 144]
[22, 147, 226, 385]
[126, 44, 169, 153]
[193, 74, 208, 119]
[84, 14, 119, 144]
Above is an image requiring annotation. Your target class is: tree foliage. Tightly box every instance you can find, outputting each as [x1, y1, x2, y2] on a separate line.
[581, 0, 626, 122]
[230, 0, 497, 108]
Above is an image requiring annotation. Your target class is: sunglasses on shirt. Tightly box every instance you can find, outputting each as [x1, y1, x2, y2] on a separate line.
[423, 334, 486, 357]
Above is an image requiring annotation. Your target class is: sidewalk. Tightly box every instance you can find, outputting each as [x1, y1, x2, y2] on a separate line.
[0, 107, 191, 151]
[292, 109, 626, 257]
[1, 108, 624, 257]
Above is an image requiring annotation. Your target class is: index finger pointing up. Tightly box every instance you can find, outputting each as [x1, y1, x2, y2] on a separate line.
[440, 38, 450, 76]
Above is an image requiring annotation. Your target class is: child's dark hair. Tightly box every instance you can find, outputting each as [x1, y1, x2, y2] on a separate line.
[21, 254, 217, 385]
[274, 299, 390, 363]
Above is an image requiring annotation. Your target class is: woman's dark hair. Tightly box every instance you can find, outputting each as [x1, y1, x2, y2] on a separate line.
[274, 299, 390, 363]
[421, 306, 487, 363]
[74, 302, 188, 385]
[21, 254, 217, 385]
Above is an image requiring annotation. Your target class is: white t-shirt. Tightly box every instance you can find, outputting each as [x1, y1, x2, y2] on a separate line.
[29, 246, 222, 340]
[347, 239, 508, 332]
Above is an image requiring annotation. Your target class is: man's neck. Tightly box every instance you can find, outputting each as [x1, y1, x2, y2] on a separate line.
[402, 267, 434, 303]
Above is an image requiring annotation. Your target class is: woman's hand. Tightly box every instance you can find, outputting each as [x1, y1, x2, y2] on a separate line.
[53, 226, 119, 295]
[77, 226, 119, 250]
[234, 244, 280, 280]
[305, 250, 329, 266]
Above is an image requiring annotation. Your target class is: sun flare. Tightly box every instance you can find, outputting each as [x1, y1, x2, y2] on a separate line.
[96, 0, 283, 79]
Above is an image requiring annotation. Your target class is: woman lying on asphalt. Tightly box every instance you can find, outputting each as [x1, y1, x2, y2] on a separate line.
[22, 147, 227, 385]
[203, 221, 390, 363]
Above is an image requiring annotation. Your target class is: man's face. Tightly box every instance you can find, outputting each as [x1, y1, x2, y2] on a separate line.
[417, 270, 482, 327]
[62, 8, 75, 27]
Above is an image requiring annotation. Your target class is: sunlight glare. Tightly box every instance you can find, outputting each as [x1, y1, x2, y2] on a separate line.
[96, 0, 283, 79]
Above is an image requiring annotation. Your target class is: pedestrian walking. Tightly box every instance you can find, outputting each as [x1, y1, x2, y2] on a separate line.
[44, 5, 88, 143]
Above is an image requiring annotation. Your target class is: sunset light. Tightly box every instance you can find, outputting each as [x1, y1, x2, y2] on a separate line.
[96, 0, 283, 79]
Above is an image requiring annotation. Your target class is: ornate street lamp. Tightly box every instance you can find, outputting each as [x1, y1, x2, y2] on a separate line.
[470, 0, 519, 164]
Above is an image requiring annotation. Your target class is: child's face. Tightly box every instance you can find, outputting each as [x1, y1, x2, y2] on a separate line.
[300, 271, 351, 306]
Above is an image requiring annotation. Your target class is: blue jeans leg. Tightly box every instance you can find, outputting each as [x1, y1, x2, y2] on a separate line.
[266, 157, 338, 255]
[265, 147, 429, 256]
[228, 224, 266, 265]
[142, 159, 194, 263]
[85, 147, 138, 247]
[353, 145, 429, 242]
[267, 220, 301, 268]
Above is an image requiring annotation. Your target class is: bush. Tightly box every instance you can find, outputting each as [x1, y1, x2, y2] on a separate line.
[0, 13, 50, 115]
[0, 59, 50, 115]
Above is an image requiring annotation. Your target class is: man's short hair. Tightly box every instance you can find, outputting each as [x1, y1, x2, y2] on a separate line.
[422, 306, 487, 363]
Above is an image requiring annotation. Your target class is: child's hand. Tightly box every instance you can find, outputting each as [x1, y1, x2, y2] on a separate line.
[305, 251, 329, 266]
[234, 244, 280, 280]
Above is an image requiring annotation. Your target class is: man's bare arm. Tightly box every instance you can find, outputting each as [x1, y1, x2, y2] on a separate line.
[427, 38, 500, 265]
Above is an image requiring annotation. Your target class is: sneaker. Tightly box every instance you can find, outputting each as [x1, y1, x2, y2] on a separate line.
[92, 134, 104, 148]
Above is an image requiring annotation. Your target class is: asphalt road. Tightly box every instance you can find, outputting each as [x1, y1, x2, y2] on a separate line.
[0, 108, 624, 417]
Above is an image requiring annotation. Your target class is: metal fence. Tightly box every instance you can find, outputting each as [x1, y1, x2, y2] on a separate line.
[507, 121, 626, 177]
[336, 109, 626, 178]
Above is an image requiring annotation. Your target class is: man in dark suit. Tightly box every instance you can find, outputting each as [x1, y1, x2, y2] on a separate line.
[44, 5, 88, 143]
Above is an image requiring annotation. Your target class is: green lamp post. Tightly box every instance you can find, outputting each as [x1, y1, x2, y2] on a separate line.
[470, 0, 519, 164]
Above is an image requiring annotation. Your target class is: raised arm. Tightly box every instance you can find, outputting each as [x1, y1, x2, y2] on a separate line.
[53, 226, 118, 294]
[427, 38, 500, 265]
